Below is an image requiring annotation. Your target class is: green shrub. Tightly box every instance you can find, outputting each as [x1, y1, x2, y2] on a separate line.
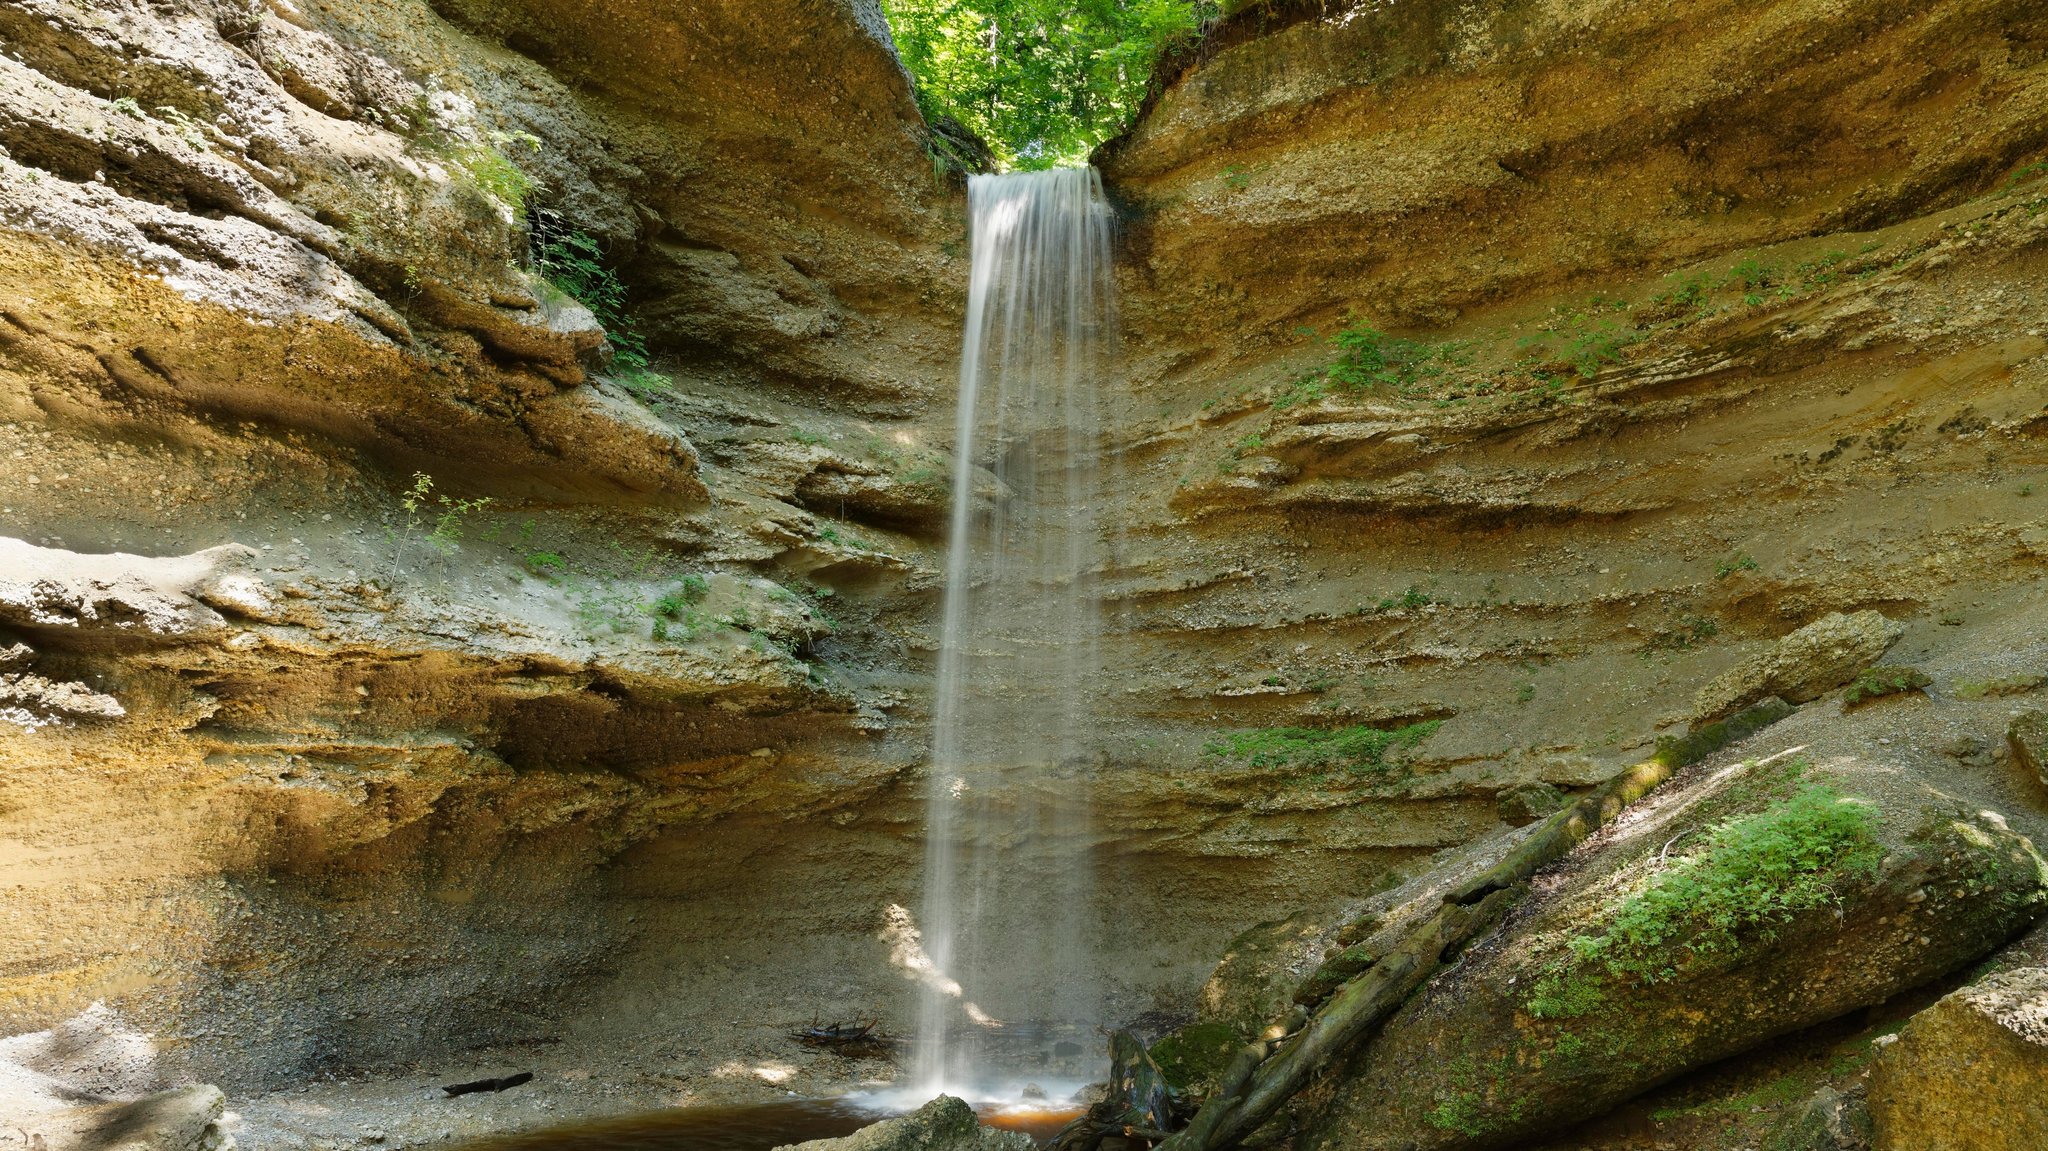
[1641, 615, 1720, 656]
[1203, 720, 1441, 776]
[1732, 254, 1779, 305]
[1527, 783, 1882, 1018]
[1357, 585, 1435, 614]
[453, 138, 539, 214]
[531, 209, 670, 396]
[649, 574, 713, 641]
[1714, 553, 1759, 579]
[1318, 323, 1470, 397]
[388, 471, 491, 576]
[1517, 296, 1640, 383]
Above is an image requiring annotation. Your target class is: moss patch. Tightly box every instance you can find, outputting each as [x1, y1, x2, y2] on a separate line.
[1149, 1021, 1241, 1094]
[1202, 720, 1440, 776]
[1953, 673, 2046, 699]
[1527, 784, 1883, 1019]
[1842, 665, 1931, 708]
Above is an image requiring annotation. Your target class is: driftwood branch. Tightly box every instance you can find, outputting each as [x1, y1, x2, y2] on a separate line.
[1156, 759, 1676, 1151]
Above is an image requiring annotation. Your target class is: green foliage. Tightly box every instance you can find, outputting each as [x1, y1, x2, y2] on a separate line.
[1842, 665, 1931, 708]
[1203, 720, 1441, 776]
[1269, 374, 1327, 409]
[881, 0, 1218, 169]
[452, 132, 542, 214]
[817, 523, 870, 551]
[1519, 297, 1639, 382]
[1323, 324, 1469, 395]
[1714, 553, 1759, 579]
[1731, 254, 1779, 305]
[531, 209, 672, 398]
[1358, 584, 1436, 614]
[1527, 784, 1883, 1018]
[1646, 270, 1717, 320]
[1641, 615, 1720, 657]
[649, 574, 713, 641]
[388, 472, 492, 576]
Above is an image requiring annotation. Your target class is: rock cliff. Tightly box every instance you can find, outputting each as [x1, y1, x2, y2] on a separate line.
[4, 0, 2048, 1148]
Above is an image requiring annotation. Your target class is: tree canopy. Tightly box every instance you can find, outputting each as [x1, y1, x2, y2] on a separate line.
[881, 0, 1219, 171]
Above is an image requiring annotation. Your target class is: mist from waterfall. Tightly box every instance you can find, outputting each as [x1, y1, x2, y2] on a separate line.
[916, 167, 1116, 1096]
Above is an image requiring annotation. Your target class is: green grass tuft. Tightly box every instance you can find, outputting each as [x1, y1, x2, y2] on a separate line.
[1528, 783, 1881, 1019]
[1203, 720, 1441, 776]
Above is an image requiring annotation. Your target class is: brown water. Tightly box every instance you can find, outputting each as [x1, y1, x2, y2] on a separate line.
[449, 1099, 1085, 1151]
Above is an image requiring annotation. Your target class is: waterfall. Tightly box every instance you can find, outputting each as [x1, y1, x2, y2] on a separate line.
[916, 167, 1115, 1095]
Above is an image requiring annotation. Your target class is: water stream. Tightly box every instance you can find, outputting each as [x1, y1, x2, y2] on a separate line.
[441, 168, 1117, 1151]
[917, 167, 1117, 1096]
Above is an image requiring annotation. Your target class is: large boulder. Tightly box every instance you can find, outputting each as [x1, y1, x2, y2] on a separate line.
[1867, 966, 2048, 1150]
[1690, 611, 1903, 722]
[1284, 757, 2048, 1150]
[775, 1096, 1031, 1151]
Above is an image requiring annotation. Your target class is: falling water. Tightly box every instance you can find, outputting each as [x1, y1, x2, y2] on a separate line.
[916, 168, 1116, 1095]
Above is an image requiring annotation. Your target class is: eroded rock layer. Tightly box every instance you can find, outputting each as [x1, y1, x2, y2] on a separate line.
[4, 0, 2048, 1148]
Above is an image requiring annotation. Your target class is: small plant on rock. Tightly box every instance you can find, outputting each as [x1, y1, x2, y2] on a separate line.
[1714, 553, 1759, 579]
[649, 573, 712, 641]
[531, 208, 672, 400]
[388, 472, 491, 577]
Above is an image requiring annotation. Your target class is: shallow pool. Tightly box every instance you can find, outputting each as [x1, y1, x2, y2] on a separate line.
[448, 1096, 1086, 1151]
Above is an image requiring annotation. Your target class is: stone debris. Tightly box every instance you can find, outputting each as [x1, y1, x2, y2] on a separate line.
[1690, 611, 1904, 723]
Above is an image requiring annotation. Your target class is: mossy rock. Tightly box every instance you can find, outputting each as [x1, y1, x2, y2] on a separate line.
[1843, 666, 1931, 708]
[1194, 913, 1333, 1043]
[1294, 943, 1380, 1009]
[1495, 781, 1568, 826]
[1149, 1021, 1242, 1095]
[1290, 759, 2048, 1151]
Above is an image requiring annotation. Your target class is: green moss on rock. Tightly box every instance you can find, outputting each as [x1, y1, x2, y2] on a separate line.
[1843, 665, 1931, 708]
[1149, 1021, 1243, 1095]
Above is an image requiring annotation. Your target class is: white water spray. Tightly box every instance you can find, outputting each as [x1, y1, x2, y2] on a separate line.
[916, 167, 1116, 1097]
